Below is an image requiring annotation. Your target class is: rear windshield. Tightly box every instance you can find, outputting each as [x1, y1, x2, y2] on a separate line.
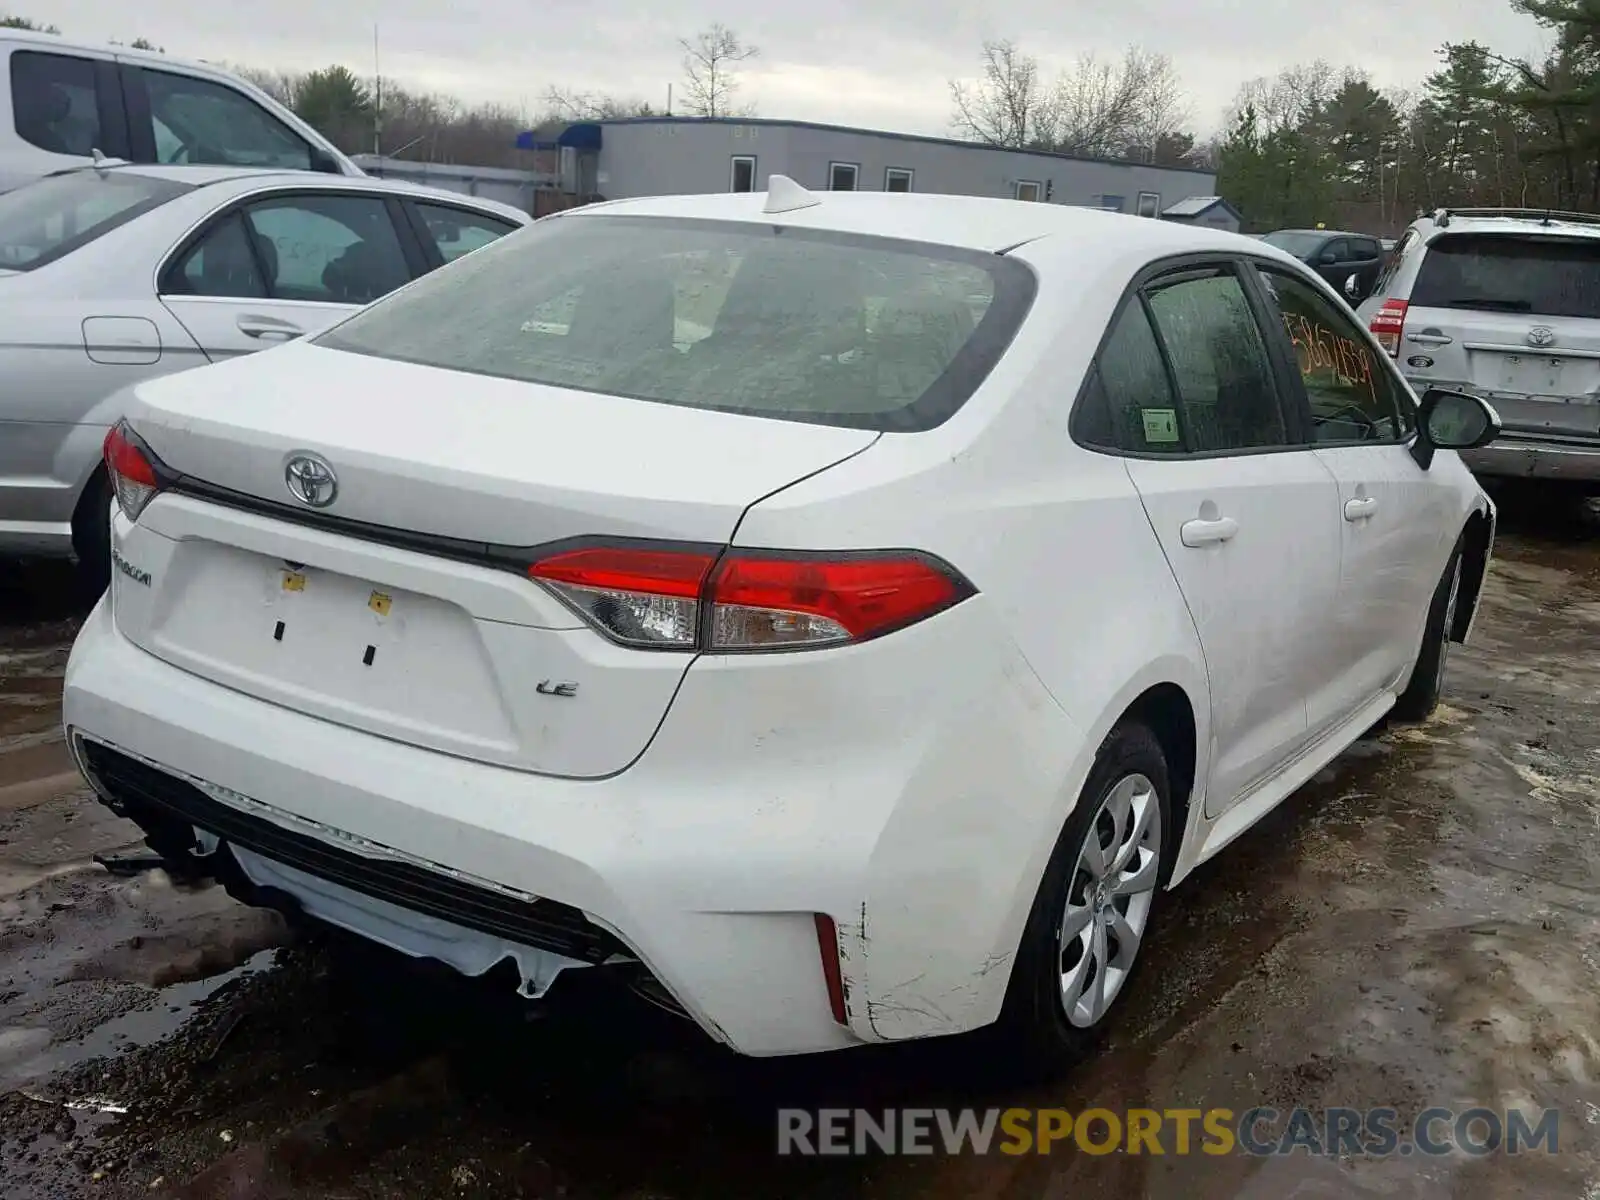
[0, 170, 189, 270]
[1260, 231, 1323, 258]
[315, 214, 1036, 431]
[1412, 232, 1600, 318]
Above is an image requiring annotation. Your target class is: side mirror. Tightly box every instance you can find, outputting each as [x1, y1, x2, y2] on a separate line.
[308, 148, 342, 175]
[1319, 250, 1338, 265]
[1410, 388, 1501, 469]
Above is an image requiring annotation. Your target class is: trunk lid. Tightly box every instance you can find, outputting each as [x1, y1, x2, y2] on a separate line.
[1401, 230, 1600, 440]
[113, 341, 878, 777]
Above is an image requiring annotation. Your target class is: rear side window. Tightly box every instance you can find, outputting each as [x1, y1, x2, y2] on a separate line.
[1096, 302, 1182, 452]
[1373, 228, 1418, 294]
[316, 215, 1037, 432]
[1411, 233, 1600, 318]
[412, 202, 519, 264]
[0, 170, 187, 269]
[12, 51, 102, 156]
[1144, 270, 1289, 453]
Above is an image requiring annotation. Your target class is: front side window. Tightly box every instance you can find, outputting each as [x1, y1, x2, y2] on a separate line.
[1410, 232, 1600, 319]
[11, 51, 102, 156]
[1144, 268, 1290, 453]
[142, 69, 314, 170]
[0, 170, 186, 270]
[1255, 266, 1411, 442]
[413, 202, 518, 264]
[316, 215, 1037, 432]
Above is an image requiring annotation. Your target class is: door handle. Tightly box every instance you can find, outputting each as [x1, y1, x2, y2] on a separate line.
[1405, 331, 1453, 347]
[236, 314, 302, 341]
[1344, 496, 1378, 521]
[1179, 516, 1239, 547]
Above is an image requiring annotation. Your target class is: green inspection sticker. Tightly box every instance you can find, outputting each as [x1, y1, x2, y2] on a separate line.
[1141, 408, 1180, 444]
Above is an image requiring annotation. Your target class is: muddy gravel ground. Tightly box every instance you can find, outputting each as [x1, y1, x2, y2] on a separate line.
[2, 491, 1598, 1199]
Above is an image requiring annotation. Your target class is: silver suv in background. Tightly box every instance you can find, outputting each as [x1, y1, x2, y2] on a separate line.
[1352, 208, 1600, 492]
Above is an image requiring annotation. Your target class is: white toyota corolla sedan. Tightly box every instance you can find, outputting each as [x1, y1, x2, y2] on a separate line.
[63, 177, 1500, 1065]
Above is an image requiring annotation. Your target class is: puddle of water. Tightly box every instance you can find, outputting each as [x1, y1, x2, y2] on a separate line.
[1, 949, 280, 1097]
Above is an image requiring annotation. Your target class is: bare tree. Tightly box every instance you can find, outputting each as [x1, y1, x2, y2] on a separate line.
[951, 40, 1192, 160]
[679, 24, 759, 118]
[543, 86, 658, 121]
[949, 40, 1058, 148]
[1118, 50, 1190, 160]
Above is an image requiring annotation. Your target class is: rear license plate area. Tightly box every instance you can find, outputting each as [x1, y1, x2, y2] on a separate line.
[148, 542, 512, 744]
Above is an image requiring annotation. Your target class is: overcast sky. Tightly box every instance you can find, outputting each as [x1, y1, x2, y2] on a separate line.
[46, 0, 1555, 138]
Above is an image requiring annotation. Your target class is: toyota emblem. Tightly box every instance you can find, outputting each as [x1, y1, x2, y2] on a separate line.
[284, 453, 338, 508]
[1527, 325, 1556, 348]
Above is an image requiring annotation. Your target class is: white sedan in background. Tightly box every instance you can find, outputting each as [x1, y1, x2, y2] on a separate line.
[0, 162, 528, 586]
[65, 178, 1499, 1065]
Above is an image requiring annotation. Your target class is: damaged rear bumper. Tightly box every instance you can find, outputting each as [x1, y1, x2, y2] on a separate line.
[73, 735, 628, 1002]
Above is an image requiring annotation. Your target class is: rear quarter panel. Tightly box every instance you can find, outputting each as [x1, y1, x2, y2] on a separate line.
[731, 247, 1211, 1039]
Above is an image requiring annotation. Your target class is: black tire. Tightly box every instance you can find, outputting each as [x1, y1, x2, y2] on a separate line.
[993, 721, 1171, 1076]
[1392, 543, 1464, 723]
[71, 469, 113, 599]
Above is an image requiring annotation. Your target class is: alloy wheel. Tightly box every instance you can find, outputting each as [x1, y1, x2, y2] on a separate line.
[1058, 773, 1161, 1028]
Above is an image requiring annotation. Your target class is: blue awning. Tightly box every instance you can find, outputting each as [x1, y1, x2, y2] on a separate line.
[515, 122, 603, 152]
[557, 123, 602, 151]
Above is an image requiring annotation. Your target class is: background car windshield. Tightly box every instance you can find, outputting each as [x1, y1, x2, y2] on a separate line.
[1411, 233, 1600, 318]
[1260, 231, 1324, 257]
[316, 215, 1032, 431]
[0, 171, 189, 269]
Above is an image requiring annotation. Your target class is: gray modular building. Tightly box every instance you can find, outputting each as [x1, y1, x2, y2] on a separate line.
[521, 116, 1217, 217]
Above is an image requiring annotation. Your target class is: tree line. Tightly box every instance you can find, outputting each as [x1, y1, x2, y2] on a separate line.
[1216, 0, 1600, 232]
[953, 0, 1600, 233]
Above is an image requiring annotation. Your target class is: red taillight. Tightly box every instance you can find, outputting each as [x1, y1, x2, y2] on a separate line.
[527, 542, 973, 652]
[103, 420, 162, 521]
[1369, 298, 1408, 357]
[814, 913, 848, 1025]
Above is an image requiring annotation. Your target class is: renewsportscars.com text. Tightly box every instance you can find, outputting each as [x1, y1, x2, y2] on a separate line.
[776, 1106, 1561, 1157]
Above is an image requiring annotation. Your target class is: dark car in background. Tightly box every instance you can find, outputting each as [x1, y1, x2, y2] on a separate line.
[1259, 229, 1386, 297]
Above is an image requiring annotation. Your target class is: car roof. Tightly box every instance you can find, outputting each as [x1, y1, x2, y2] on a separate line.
[49, 163, 530, 223]
[1416, 212, 1600, 241]
[560, 189, 1272, 258]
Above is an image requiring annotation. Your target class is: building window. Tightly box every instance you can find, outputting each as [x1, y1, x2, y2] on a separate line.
[884, 167, 913, 193]
[828, 162, 859, 191]
[730, 155, 756, 193]
[1100, 194, 1126, 212]
[1137, 192, 1161, 218]
[1013, 180, 1042, 203]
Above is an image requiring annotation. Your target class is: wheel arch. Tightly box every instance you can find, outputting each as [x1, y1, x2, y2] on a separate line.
[1118, 681, 1197, 883]
[1451, 500, 1495, 644]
